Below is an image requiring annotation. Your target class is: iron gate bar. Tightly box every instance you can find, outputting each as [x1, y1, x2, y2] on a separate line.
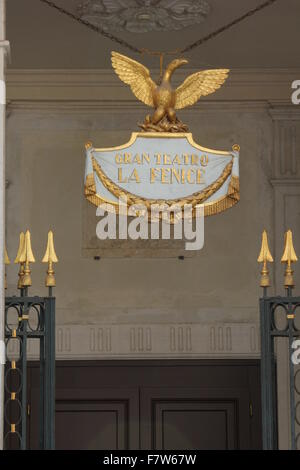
[288, 316, 296, 450]
[260, 297, 278, 450]
[44, 296, 55, 449]
[4, 295, 55, 450]
[20, 306, 27, 450]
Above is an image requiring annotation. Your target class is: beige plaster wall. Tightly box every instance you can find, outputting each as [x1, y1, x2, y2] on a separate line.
[4, 69, 300, 364]
[5, 103, 273, 327]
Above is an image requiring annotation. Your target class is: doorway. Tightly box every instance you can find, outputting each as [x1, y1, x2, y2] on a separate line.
[27, 359, 262, 450]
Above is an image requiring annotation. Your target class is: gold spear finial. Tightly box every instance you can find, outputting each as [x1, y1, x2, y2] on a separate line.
[19, 230, 35, 287]
[5, 246, 10, 265]
[281, 229, 298, 288]
[42, 230, 58, 287]
[85, 141, 93, 150]
[257, 230, 274, 287]
[4, 246, 10, 289]
[14, 232, 25, 289]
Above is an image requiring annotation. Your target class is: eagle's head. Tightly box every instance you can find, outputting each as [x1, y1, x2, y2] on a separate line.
[167, 58, 189, 73]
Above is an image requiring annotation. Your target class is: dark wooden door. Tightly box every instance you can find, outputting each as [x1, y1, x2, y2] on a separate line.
[27, 360, 262, 450]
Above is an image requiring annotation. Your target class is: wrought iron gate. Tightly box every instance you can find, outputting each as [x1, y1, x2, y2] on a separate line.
[3, 230, 57, 449]
[260, 292, 300, 449]
[259, 230, 300, 450]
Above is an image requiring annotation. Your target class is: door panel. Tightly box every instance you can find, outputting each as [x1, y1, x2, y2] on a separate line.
[29, 387, 139, 449]
[56, 402, 124, 450]
[140, 387, 250, 449]
[157, 403, 235, 450]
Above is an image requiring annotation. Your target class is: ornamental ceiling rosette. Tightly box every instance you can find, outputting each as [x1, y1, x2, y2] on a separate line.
[77, 0, 211, 33]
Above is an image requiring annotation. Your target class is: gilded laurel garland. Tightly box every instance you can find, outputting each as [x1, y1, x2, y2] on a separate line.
[85, 163, 239, 217]
[91, 155, 232, 208]
[84, 154, 239, 218]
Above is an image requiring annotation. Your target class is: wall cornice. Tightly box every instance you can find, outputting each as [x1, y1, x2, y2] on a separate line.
[6, 67, 300, 102]
[269, 106, 300, 120]
[6, 99, 272, 114]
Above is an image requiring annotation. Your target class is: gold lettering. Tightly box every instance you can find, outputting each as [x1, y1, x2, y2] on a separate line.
[150, 168, 159, 183]
[161, 168, 170, 184]
[191, 154, 198, 165]
[142, 153, 150, 164]
[200, 155, 209, 166]
[172, 155, 182, 165]
[196, 169, 205, 184]
[133, 154, 141, 164]
[163, 154, 172, 165]
[181, 169, 185, 183]
[124, 153, 131, 164]
[118, 168, 127, 183]
[171, 168, 181, 183]
[183, 154, 189, 165]
[187, 169, 195, 184]
[128, 168, 140, 183]
[155, 154, 161, 165]
[115, 154, 123, 164]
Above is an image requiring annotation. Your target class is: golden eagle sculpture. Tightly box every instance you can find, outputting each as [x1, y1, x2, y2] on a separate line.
[111, 51, 229, 132]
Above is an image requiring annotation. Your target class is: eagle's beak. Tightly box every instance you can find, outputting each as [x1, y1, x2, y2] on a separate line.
[179, 59, 189, 66]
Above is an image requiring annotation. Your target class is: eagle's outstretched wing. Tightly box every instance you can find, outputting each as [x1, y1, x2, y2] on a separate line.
[175, 69, 229, 110]
[111, 51, 156, 107]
